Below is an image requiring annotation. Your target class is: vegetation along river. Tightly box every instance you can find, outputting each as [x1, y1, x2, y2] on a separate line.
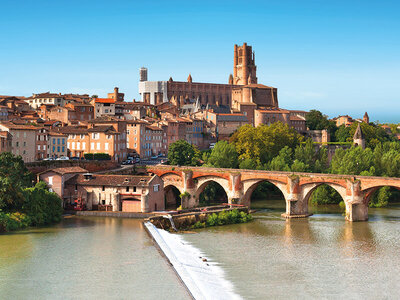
[1, 199, 400, 299]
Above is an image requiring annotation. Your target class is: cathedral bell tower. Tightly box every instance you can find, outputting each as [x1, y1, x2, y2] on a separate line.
[233, 43, 257, 85]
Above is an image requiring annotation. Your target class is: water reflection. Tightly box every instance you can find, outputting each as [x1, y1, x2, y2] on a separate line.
[339, 221, 376, 255]
[0, 216, 189, 300]
[283, 218, 316, 246]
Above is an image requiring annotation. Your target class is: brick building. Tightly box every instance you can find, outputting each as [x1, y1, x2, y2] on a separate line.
[64, 173, 164, 212]
[93, 98, 115, 118]
[0, 122, 37, 162]
[0, 131, 12, 153]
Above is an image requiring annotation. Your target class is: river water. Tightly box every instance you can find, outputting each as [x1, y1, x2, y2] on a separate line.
[1, 200, 400, 299]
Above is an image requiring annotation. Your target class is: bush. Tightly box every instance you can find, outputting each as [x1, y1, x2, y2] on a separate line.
[0, 211, 31, 232]
[194, 209, 253, 229]
[84, 153, 111, 160]
[23, 181, 63, 226]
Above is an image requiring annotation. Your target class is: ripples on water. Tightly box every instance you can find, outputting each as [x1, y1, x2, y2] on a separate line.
[182, 200, 400, 299]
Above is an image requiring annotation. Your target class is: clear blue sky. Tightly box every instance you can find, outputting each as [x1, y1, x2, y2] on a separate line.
[1, 0, 399, 122]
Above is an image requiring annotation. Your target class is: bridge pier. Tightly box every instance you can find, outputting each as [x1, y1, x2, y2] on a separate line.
[282, 176, 311, 218]
[345, 202, 368, 221]
[344, 180, 368, 221]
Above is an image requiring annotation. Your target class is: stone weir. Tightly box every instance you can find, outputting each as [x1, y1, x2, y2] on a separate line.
[147, 205, 249, 231]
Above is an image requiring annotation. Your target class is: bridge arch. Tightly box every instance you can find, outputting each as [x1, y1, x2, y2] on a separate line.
[194, 176, 230, 204]
[361, 185, 400, 205]
[160, 173, 184, 192]
[299, 182, 347, 217]
[164, 184, 182, 210]
[241, 179, 287, 207]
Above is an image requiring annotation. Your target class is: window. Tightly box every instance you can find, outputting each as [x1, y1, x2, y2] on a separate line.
[126, 186, 129, 192]
[72, 142, 75, 149]
[16, 141, 19, 147]
[37, 145, 40, 150]
[82, 142, 86, 150]
[105, 143, 109, 150]
[53, 146, 55, 152]
[62, 139, 65, 145]
[102, 185, 105, 191]
[57, 146, 60, 152]
[57, 138, 60, 145]
[133, 187, 136, 192]
[92, 133, 99, 139]
[153, 184, 159, 192]
[62, 146, 65, 152]
[77, 142, 80, 150]
[97, 143, 100, 150]
[91, 142, 94, 150]
[48, 176, 53, 185]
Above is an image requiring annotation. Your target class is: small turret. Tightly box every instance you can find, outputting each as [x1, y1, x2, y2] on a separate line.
[363, 112, 369, 124]
[187, 74, 192, 83]
[353, 124, 365, 149]
[228, 74, 233, 85]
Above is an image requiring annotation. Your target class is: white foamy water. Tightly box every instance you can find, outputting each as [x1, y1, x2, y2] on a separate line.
[144, 222, 242, 300]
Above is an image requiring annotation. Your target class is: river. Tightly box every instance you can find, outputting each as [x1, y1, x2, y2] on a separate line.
[1, 200, 400, 299]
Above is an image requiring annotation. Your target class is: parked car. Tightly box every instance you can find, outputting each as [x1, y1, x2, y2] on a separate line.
[151, 156, 158, 160]
[43, 157, 55, 161]
[57, 156, 70, 161]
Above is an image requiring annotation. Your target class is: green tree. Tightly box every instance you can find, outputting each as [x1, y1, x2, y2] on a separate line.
[331, 146, 375, 175]
[268, 146, 293, 171]
[168, 140, 201, 166]
[369, 187, 390, 208]
[335, 125, 351, 142]
[305, 110, 337, 139]
[230, 122, 302, 166]
[0, 152, 32, 210]
[23, 181, 63, 226]
[205, 141, 239, 168]
[310, 185, 342, 205]
[239, 158, 257, 170]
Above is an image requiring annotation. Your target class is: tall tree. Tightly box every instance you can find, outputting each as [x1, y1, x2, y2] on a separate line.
[205, 141, 239, 168]
[305, 109, 337, 139]
[230, 122, 302, 167]
[0, 152, 32, 210]
[168, 140, 201, 166]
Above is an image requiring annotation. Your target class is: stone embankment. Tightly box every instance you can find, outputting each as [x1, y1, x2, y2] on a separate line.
[148, 205, 249, 231]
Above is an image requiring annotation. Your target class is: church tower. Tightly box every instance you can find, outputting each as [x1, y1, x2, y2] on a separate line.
[233, 43, 257, 85]
[353, 124, 366, 149]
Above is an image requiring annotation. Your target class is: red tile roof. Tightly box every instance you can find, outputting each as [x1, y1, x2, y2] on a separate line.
[95, 98, 115, 104]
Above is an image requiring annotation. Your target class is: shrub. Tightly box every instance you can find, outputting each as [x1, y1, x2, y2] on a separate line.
[198, 209, 253, 229]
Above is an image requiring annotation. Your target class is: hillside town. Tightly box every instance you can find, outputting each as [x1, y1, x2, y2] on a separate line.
[0, 43, 397, 216]
[0, 43, 382, 164]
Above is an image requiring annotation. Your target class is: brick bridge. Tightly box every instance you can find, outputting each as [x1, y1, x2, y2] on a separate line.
[147, 165, 400, 222]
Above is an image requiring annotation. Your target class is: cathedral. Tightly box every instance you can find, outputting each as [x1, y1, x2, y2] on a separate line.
[138, 43, 279, 110]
